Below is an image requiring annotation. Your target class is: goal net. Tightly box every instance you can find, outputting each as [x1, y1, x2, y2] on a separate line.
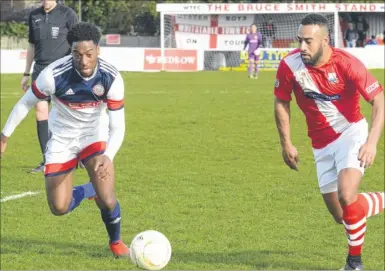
[164, 13, 336, 71]
[156, 3, 384, 71]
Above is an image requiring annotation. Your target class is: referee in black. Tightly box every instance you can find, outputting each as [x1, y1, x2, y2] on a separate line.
[22, 0, 77, 173]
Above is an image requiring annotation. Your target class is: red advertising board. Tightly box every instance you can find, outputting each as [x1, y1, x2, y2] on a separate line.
[144, 49, 198, 71]
[106, 34, 121, 45]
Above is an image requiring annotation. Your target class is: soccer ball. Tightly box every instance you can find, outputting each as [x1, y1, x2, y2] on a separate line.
[129, 230, 172, 270]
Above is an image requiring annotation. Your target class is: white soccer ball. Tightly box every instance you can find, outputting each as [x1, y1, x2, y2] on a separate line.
[130, 230, 172, 270]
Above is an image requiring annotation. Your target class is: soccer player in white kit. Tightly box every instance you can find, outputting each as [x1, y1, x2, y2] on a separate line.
[0, 22, 129, 258]
[274, 14, 384, 270]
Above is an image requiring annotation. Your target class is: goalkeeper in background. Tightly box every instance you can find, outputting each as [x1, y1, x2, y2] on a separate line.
[241, 24, 262, 79]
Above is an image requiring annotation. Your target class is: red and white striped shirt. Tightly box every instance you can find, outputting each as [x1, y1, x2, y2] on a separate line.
[274, 47, 383, 149]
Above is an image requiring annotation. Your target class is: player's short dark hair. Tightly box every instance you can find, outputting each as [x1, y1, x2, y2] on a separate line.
[301, 13, 329, 31]
[67, 22, 101, 46]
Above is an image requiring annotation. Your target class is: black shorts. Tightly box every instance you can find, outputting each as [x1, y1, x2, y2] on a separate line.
[32, 63, 48, 81]
[32, 63, 50, 102]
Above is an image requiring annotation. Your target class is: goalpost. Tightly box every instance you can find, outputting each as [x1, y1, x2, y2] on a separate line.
[156, 2, 384, 71]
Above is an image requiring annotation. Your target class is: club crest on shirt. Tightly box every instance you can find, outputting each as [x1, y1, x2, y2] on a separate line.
[294, 69, 340, 101]
[327, 72, 338, 83]
[93, 84, 105, 96]
[51, 27, 59, 39]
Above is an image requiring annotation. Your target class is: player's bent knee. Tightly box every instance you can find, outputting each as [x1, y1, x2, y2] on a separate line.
[104, 197, 117, 211]
[338, 183, 358, 206]
[48, 201, 70, 216]
[337, 168, 362, 206]
[47, 194, 71, 216]
[97, 196, 117, 211]
[338, 191, 356, 207]
[45, 174, 73, 216]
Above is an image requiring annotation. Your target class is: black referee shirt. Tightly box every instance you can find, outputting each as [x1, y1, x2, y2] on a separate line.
[28, 4, 78, 66]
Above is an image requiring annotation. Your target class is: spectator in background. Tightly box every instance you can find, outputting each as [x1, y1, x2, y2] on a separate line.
[339, 15, 349, 47]
[366, 35, 378, 45]
[354, 15, 369, 47]
[22, 0, 77, 173]
[377, 33, 384, 45]
[262, 19, 275, 48]
[344, 23, 358, 48]
[342, 13, 352, 23]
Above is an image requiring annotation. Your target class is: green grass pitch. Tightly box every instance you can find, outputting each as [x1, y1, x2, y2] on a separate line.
[1, 70, 384, 270]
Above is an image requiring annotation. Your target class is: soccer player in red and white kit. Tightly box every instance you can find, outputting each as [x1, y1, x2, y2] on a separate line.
[274, 14, 384, 270]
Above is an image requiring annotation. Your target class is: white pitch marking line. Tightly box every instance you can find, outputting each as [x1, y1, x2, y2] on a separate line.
[0, 191, 40, 202]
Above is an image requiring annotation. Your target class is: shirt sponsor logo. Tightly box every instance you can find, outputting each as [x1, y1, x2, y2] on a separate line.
[67, 101, 102, 109]
[304, 91, 341, 101]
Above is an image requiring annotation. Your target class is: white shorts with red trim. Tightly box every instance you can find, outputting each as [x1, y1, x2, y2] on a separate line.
[313, 119, 368, 194]
[44, 132, 108, 177]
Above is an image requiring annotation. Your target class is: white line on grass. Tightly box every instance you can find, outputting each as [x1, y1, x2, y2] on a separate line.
[1, 93, 22, 99]
[0, 191, 40, 202]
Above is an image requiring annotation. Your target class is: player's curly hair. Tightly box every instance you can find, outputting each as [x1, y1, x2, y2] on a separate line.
[301, 13, 329, 29]
[67, 22, 101, 46]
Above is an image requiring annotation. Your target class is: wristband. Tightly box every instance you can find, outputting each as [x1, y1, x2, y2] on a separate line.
[23, 73, 30, 76]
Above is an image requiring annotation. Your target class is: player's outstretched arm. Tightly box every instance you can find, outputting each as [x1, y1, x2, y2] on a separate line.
[103, 72, 126, 163]
[274, 97, 291, 147]
[348, 57, 384, 168]
[274, 97, 299, 171]
[358, 91, 384, 168]
[1, 89, 41, 158]
[104, 108, 125, 162]
[92, 72, 125, 181]
[274, 60, 298, 170]
[93, 107, 125, 182]
[366, 91, 384, 145]
[1, 66, 54, 158]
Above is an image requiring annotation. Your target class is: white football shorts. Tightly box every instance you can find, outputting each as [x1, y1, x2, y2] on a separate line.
[44, 129, 108, 177]
[313, 119, 368, 194]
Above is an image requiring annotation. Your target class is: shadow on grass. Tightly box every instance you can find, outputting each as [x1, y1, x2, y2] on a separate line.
[173, 250, 325, 270]
[172, 250, 328, 270]
[0, 236, 110, 258]
[1, 236, 335, 269]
